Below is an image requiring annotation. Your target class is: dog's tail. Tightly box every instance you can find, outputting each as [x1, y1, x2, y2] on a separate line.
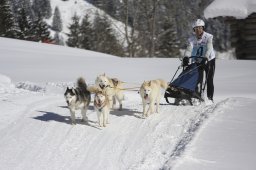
[77, 77, 88, 92]
[87, 85, 102, 94]
[158, 79, 168, 90]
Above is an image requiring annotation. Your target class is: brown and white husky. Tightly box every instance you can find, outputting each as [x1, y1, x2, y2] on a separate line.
[94, 91, 111, 127]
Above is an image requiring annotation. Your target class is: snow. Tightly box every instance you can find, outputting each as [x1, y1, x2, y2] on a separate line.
[46, 0, 128, 45]
[174, 98, 256, 170]
[1, 37, 256, 170]
[204, 0, 256, 19]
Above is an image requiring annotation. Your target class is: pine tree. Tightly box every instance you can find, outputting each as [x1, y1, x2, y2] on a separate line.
[33, 14, 52, 42]
[92, 12, 124, 56]
[79, 14, 93, 50]
[157, 18, 180, 58]
[32, 0, 52, 19]
[17, 8, 34, 40]
[52, 6, 62, 32]
[54, 32, 64, 45]
[0, 0, 20, 38]
[66, 14, 80, 47]
[11, 0, 35, 20]
[89, 0, 103, 7]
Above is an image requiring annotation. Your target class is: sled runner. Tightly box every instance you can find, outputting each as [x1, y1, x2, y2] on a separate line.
[164, 56, 207, 105]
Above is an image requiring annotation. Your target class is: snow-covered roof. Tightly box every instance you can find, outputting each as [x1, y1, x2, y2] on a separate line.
[204, 0, 256, 19]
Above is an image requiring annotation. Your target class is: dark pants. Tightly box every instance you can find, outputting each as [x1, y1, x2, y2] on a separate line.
[205, 58, 215, 100]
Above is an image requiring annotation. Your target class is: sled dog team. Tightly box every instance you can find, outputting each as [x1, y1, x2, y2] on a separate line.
[64, 74, 168, 127]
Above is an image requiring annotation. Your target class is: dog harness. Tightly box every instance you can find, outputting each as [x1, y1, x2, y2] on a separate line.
[94, 99, 106, 112]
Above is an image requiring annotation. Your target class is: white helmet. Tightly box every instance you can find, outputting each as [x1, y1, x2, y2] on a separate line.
[192, 19, 205, 28]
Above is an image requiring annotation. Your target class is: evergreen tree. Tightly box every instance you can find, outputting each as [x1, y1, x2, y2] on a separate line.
[52, 6, 62, 32]
[0, 0, 20, 38]
[32, 0, 52, 19]
[206, 18, 231, 51]
[92, 12, 124, 56]
[54, 32, 64, 45]
[79, 14, 93, 50]
[157, 18, 180, 57]
[89, 0, 103, 7]
[17, 8, 34, 40]
[66, 14, 80, 47]
[33, 14, 52, 42]
[11, 0, 35, 21]
[87, 0, 121, 19]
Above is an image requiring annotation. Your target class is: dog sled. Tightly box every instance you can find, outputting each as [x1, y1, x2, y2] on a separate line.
[164, 56, 207, 105]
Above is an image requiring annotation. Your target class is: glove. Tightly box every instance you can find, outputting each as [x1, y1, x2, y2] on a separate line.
[182, 56, 189, 66]
[194, 57, 202, 64]
[200, 58, 208, 65]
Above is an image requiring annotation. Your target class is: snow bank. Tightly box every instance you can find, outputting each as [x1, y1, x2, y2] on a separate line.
[16, 82, 78, 94]
[0, 74, 11, 85]
[204, 0, 256, 19]
[0, 74, 15, 93]
[215, 48, 236, 60]
[16, 82, 46, 92]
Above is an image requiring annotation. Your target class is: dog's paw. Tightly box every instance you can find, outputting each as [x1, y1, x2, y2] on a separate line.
[81, 118, 88, 123]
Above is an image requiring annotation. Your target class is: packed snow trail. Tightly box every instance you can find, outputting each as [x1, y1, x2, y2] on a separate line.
[172, 98, 256, 170]
[0, 84, 239, 170]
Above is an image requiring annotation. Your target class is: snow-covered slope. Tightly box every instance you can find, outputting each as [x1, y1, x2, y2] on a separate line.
[1, 37, 256, 170]
[46, 0, 127, 44]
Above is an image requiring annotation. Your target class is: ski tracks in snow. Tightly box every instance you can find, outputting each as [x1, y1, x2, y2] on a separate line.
[0, 87, 241, 170]
[161, 98, 231, 170]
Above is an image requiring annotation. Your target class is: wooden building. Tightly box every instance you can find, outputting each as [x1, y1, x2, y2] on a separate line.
[228, 13, 256, 59]
[204, 0, 256, 59]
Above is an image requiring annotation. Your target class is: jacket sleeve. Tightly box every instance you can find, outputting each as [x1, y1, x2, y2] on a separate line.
[205, 35, 214, 60]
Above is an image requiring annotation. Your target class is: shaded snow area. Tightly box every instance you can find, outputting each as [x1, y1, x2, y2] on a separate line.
[1, 37, 256, 170]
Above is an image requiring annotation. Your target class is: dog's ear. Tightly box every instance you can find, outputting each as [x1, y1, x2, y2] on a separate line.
[148, 81, 152, 86]
[71, 88, 76, 94]
[112, 78, 119, 87]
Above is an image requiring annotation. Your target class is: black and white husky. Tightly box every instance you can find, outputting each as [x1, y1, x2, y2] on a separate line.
[64, 77, 91, 125]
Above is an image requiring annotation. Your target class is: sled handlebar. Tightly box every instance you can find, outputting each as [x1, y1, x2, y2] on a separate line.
[182, 56, 208, 67]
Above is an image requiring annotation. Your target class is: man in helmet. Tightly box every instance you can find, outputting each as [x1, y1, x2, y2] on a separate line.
[184, 19, 216, 103]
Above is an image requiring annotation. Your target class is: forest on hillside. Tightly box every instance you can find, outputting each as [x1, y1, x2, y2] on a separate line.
[0, 0, 231, 57]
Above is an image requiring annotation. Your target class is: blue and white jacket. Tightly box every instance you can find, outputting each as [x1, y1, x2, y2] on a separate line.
[185, 31, 215, 61]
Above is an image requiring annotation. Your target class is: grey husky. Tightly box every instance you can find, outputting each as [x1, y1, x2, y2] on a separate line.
[64, 77, 91, 124]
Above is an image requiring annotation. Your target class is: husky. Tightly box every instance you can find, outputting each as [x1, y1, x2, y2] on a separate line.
[64, 77, 91, 124]
[139, 79, 168, 117]
[94, 91, 111, 127]
[95, 73, 124, 110]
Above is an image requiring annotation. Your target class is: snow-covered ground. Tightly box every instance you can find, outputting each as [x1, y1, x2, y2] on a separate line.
[0, 37, 256, 170]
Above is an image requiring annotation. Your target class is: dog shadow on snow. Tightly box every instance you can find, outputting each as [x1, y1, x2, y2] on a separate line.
[33, 109, 101, 130]
[110, 108, 144, 119]
[60, 104, 143, 119]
